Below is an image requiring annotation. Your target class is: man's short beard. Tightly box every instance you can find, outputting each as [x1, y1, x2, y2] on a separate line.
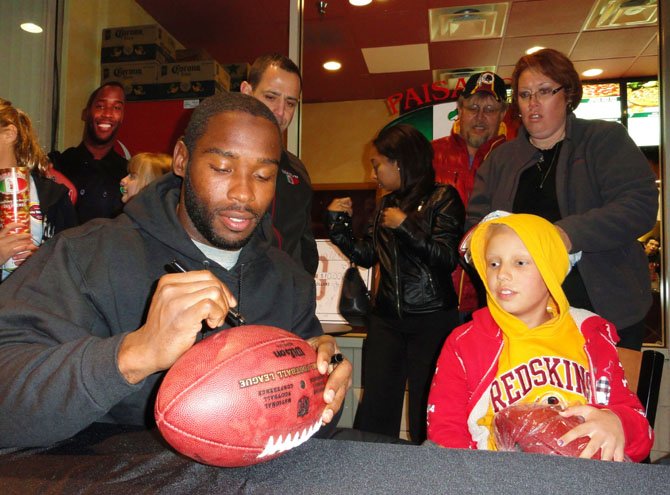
[463, 127, 490, 151]
[184, 165, 257, 250]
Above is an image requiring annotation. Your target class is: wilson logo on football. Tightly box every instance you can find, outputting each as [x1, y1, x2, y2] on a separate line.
[273, 347, 306, 359]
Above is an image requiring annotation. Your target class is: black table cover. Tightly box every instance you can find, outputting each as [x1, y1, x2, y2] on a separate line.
[0, 424, 668, 494]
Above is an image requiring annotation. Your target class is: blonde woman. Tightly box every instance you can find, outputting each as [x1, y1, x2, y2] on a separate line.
[0, 98, 77, 279]
[120, 152, 172, 203]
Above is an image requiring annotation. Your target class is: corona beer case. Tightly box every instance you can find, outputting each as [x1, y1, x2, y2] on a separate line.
[100, 61, 162, 101]
[101, 24, 177, 64]
[156, 61, 231, 100]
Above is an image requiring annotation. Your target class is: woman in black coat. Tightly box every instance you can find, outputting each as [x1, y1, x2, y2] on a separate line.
[326, 124, 464, 443]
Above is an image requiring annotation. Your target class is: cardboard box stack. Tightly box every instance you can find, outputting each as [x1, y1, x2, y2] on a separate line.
[101, 61, 162, 100]
[158, 61, 230, 100]
[102, 24, 177, 64]
[100, 24, 230, 101]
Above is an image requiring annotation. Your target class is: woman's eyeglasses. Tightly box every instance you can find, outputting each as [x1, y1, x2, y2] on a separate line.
[517, 86, 564, 102]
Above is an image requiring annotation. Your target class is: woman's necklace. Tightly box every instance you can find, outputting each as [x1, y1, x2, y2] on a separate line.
[536, 141, 562, 190]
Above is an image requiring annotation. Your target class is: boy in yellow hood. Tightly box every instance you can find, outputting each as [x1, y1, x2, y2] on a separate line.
[427, 213, 653, 461]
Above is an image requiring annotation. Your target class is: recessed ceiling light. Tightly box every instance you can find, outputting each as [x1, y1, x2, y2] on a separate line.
[582, 68, 603, 77]
[323, 61, 342, 71]
[349, 0, 372, 5]
[526, 46, 544, 54]
[20, 22, 43, 34]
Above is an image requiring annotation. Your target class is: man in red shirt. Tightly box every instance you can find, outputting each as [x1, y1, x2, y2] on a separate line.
[432, 72, 508, 315]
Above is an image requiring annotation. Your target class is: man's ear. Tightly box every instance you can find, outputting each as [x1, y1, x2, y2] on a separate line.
[80, 108, 87, 122]
[172, 140, 189, 178]
[240, 81, 253, 95]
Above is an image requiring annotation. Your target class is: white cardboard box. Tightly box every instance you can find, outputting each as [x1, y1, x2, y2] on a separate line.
[314, 239, 373, 324]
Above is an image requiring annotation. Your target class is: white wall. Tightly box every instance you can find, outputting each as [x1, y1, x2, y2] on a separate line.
[0, 0, 58, 150]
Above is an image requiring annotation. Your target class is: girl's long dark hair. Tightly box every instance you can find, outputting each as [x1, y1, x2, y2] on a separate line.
[372, 124, 435, 212]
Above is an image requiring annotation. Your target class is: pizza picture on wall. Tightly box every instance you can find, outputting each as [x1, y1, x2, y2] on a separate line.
[582, 83, 620, 99]
[628, 81, 659, 111]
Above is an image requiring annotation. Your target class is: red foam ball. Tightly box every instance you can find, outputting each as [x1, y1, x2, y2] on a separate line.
[494, 404, 598, 458]
[155, 325, 327, 467]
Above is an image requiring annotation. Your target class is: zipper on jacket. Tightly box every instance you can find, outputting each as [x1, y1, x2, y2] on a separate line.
[376, 195, 402, 317]
[392, 235, 402, 317]
[427, 271, 435, 299]
[237, 262, 244, 318]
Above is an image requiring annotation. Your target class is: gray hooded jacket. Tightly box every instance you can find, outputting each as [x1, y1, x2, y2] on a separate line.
[0, 173, 322, 448]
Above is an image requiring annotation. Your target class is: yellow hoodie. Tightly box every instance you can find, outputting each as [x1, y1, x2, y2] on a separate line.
[469, 214, 589, 448]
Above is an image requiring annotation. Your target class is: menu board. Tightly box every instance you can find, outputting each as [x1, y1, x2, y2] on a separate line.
[574, 83, 621, 122]
[627, 80, 660, 147]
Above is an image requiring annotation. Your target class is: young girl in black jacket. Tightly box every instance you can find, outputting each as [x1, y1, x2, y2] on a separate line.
[327, 124, 464, 443]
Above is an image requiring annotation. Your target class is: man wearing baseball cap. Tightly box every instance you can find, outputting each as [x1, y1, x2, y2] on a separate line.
[432, 71, 509, 317]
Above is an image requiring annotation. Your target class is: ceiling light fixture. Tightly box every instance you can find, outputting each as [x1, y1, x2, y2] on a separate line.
[621, 0, 650, 7]
[323, 61, 342, 71]
[453, 8, 483, 21]
[349, 0, 372, 6]
[585, 0, 657, 30]
[582, 68, 604, 77]
[430, 4, 508, 42]
[526, 46, 545, 54]
[20, 22, 43, 34]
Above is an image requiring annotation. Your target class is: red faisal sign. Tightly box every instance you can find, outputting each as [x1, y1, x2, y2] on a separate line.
[386, 78, 469, 116]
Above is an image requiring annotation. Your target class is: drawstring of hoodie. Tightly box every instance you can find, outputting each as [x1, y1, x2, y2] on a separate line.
[236, 263, 244, 322]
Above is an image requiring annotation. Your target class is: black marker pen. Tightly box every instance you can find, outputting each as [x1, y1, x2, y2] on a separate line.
[165, 260, 247, 327]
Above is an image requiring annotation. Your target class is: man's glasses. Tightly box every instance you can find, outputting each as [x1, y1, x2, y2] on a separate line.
[462, 104, 503, 116]
[517, 86, 564, 102]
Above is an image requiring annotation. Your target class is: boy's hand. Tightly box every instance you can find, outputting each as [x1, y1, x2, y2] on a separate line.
[558, 405, 625, 461]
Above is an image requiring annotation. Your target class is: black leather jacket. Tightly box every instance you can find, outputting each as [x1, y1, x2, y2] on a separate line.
[327, 184, 464, 318]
